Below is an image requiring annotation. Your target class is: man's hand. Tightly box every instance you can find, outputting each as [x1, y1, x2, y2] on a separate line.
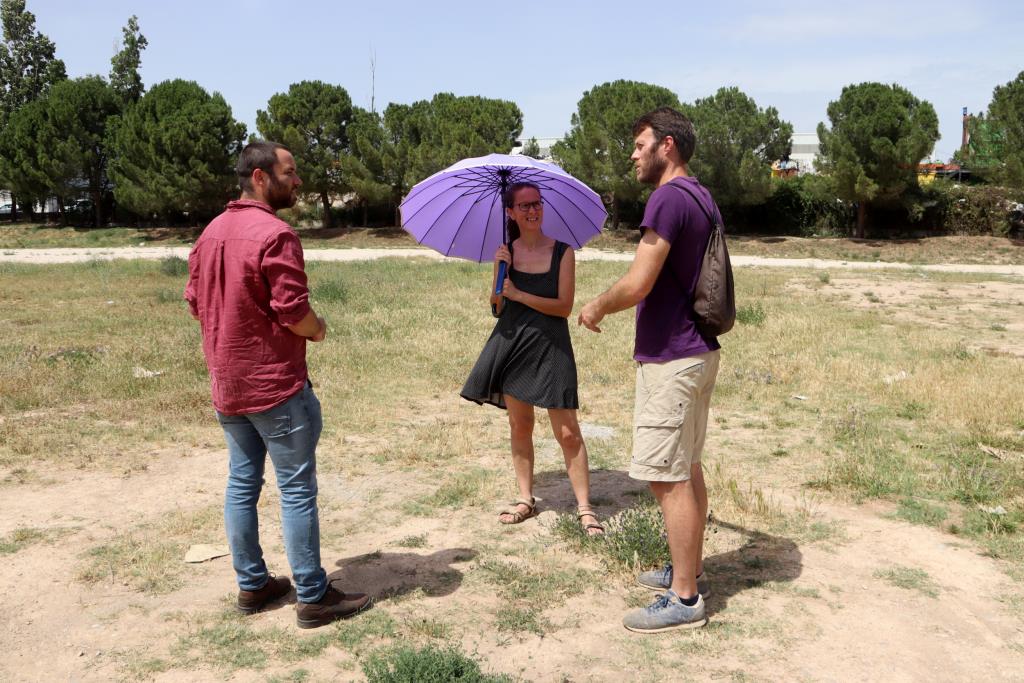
[578, 299, 604, 333]
[310, 316, 327, 342]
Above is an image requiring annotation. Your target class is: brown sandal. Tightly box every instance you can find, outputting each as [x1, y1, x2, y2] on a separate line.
[577, 506, 605, 535]
[499, 497, 537, 525]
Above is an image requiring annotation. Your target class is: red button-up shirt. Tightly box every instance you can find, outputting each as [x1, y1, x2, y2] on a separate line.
[184, 200, 311, 415]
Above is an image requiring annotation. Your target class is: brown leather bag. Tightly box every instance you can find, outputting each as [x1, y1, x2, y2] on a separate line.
[669, 182, 735, 337]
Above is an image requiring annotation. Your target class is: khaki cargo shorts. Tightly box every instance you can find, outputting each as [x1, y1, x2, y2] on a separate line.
[628, 349, 720, 482]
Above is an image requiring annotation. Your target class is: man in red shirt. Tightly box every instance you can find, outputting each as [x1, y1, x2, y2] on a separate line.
[185, 141, 369, 629]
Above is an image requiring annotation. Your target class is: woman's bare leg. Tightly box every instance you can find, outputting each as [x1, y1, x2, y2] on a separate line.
[501, 394, 536, 521]
[548, 408, 602, 534]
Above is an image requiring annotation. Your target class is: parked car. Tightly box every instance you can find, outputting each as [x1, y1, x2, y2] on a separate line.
[0, 203, 12, 215]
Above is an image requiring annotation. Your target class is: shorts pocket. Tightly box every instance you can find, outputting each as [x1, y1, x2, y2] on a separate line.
[632, 414, 685, 467]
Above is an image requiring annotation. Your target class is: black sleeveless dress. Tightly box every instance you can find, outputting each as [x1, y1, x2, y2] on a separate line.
[460, 241, 579, 410]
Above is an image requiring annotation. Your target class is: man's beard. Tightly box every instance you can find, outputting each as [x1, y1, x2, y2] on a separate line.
[266, 175, 297, 211]
[637, 150, 667, 185]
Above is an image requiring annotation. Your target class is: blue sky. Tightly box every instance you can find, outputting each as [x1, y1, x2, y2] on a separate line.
[28, 0, 1024, 162]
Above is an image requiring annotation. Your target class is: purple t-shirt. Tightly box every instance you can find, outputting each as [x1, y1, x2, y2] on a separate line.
[634, 176, 722, 362]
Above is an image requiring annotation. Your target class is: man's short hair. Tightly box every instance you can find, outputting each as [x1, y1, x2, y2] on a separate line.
[632, 107, 696, 164]
[237, 141, 289, 192]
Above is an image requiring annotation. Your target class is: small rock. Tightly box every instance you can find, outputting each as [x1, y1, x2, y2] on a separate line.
[580, 423, 616, 440]
[883, 370, 909, 385]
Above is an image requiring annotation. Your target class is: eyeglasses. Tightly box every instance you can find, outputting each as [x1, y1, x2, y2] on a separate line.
[514, 200, 543, 212]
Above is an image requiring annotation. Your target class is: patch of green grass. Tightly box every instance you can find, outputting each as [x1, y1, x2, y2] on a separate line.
[0, 526, 49, 555]
[402, 617, 451, 640]
[312, 277, 348, 303]
[896, 401, 929, 420]
[477, 558, 591, 604]
[818, 271, 830, 284]
[735, 302, 767, 326]
[893, 498, 948, 527]
[172, 612, 268, 670]
[393, 533, 429, 548]
[77, 506, 221, 594]
[554, 499, 668, 571]
[362, 644, 513, 683]
[77, 534, 185, 594]
[159, 256, 188, 277]
[267, 670, 311, 683]
[118, 653, 171, 680]
[332, 609, 398, 650]
[408, 468, 495, 513]
[873, 565, 939, 598]
[494, 605, 547, 635]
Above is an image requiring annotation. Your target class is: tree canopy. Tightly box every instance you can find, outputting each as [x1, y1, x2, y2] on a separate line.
[257, 80, 353, 228]
[0, 0, 64, 122]
[553, 80, 680, 228]
[106, 79, 246, 220]
[4, 76, 120, 224]
[0, 0, 65, 218]
[987, 71, 1024, 187]
[816, 82, 939, 236]
[684, 86, 792, 211]
[109, 15, 147, 104]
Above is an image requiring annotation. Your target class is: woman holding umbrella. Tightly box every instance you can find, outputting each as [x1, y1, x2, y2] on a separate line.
[461, 182, 604, 535]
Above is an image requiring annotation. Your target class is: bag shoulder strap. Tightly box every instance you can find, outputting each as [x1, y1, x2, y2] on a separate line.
[666, 179, 723, 227]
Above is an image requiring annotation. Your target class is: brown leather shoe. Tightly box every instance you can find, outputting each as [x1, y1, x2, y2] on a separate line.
[296, 584, 371, 629]
[236, 575, 292, 614]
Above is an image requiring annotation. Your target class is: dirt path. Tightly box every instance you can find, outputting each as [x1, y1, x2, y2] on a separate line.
[2, 246, 1024, 275]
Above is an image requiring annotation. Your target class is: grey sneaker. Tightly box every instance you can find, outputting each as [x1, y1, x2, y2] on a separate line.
[623, 590, 708, 633]
[636, 564, 710, 599]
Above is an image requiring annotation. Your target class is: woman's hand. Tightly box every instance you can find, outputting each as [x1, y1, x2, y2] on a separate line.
[502, 278, 521, 301]
[494, 244, 511, 266]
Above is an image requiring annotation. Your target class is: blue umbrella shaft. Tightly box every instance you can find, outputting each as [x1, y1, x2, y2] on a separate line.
[495, 261, 507, 295]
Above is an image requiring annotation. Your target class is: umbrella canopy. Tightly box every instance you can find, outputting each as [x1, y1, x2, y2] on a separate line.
[399, 153, 607, 263]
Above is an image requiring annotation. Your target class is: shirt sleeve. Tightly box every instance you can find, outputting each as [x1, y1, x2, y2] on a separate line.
[261, 230, 311, 327]
[639, 185, 687, 245]
[183, 247, 200, 317]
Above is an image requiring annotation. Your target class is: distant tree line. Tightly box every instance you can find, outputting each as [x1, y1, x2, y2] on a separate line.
[0, 0, 1021, 235]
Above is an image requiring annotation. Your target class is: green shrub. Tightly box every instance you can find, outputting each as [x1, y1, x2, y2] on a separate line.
[759, 175, 853, 236]
[362, 645, 512, 683]
[555, 499, 668, 571]
[736, 302, 767, 326]
[924, 181, 1024, 236]
[159, 256, 188, 277]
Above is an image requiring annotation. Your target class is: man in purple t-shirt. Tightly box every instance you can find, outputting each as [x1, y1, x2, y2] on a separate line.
[579, 107, 721, 632]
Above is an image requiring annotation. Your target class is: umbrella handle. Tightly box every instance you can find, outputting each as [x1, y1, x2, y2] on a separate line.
[495, 261, 507, 295]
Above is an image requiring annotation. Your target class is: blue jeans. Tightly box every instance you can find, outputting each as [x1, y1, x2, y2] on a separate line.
[217, 382, 328, 603]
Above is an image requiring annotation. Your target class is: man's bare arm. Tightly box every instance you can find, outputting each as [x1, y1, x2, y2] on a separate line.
[285, 309, 327, 341]
[578, 229, 671, 332]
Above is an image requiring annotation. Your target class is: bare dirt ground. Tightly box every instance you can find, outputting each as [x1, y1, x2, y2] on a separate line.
[4, 415, 1024, 681]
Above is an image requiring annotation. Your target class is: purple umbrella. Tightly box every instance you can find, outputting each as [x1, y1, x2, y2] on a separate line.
[400, 154, 607, 286]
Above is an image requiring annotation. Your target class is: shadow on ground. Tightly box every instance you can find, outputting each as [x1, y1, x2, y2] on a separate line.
[330, 547, 477, 602]
[533, 468, 803, 614]
[532, 468, 647, 518]
[702, 517, 802, 616]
